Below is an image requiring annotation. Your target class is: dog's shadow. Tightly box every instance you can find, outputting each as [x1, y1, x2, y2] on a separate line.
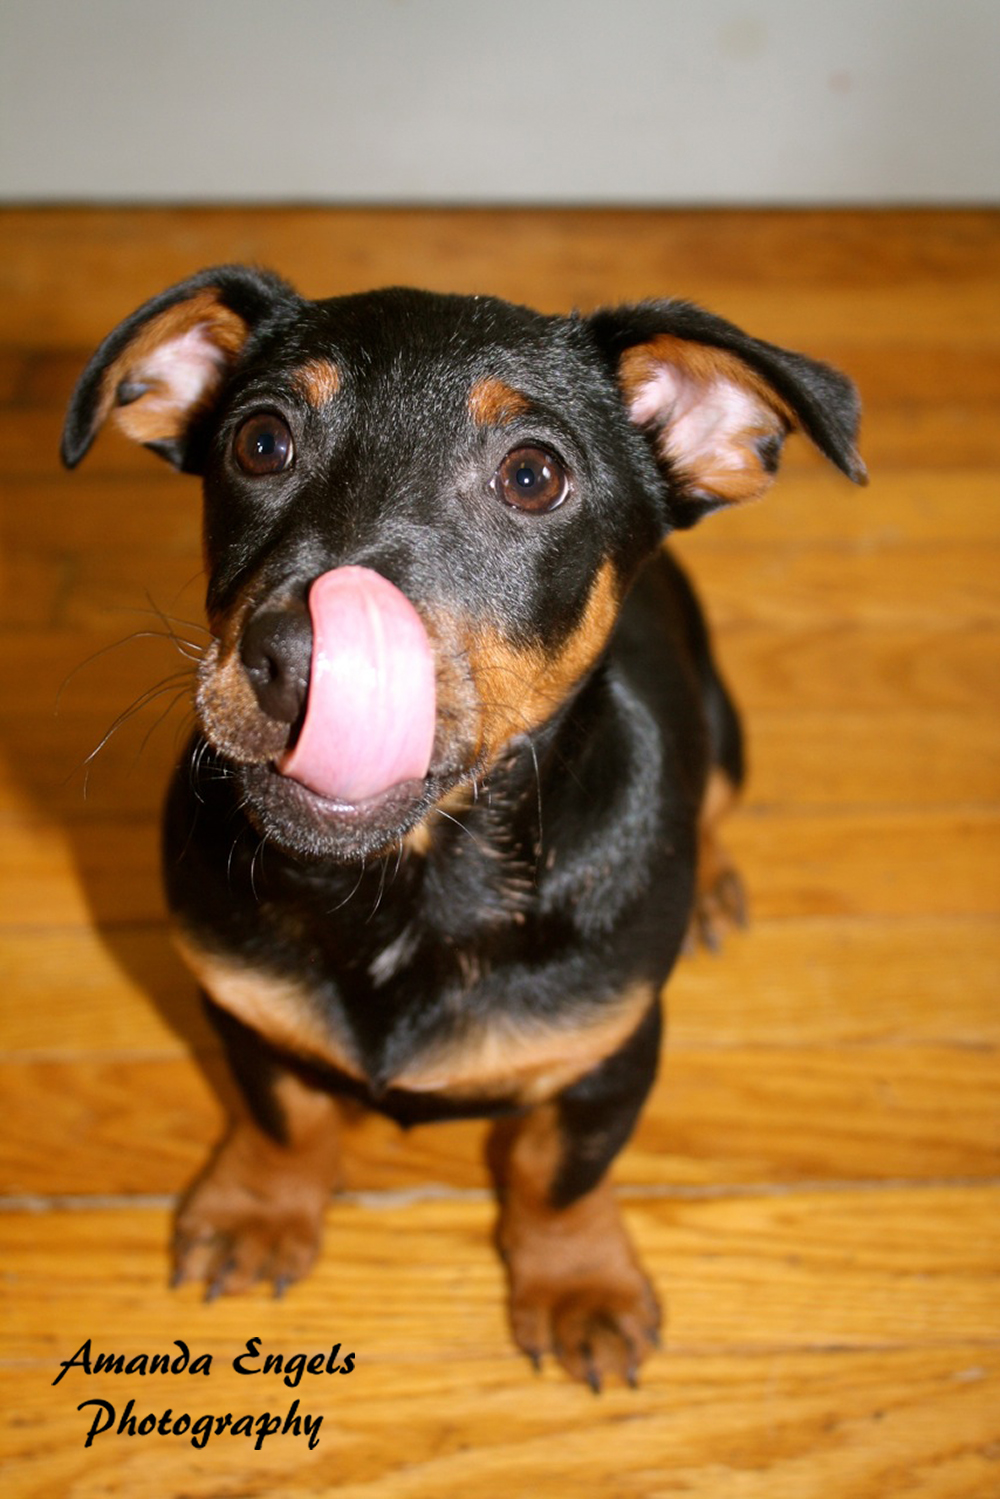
[2, 431, 243, 1174]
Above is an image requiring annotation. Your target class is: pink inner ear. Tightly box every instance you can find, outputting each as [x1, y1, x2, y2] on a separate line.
[131, 323, 231, 413]
[628, 363, 772, 479]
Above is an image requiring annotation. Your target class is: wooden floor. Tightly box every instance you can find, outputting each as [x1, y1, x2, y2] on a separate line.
[1, 208, 998, 1497]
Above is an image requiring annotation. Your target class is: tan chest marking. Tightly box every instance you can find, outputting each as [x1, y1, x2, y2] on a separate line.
[392, 981, 655, 1106]
[176, 934, 653, 1110]
[173, 931, 363, 1080]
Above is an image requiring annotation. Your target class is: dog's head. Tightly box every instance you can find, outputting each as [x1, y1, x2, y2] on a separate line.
[63, 265, 865, 861]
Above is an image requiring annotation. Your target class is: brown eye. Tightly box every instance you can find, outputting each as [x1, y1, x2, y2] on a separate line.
[233, 412, 294, 475]
[493, 446, 569, 513]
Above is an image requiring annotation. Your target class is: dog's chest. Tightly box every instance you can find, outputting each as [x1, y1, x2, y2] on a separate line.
[177, 917, 649, 1112]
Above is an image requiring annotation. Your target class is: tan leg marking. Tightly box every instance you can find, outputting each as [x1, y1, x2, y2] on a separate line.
[686, 765, 748, 954]
[489, 1108, 661, 1388]
[174, 1068, 343, 1298]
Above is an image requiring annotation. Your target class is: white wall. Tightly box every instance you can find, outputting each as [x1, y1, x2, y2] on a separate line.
[1, 0, 997, 203]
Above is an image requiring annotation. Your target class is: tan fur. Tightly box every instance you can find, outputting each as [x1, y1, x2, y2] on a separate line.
[402, 782, 475, 857]
[176, 931, 651, 1109]
[101, 289, 249, 445]
[490, 1109, 661, 1384]
[292, 357, 342, 407]
[467, 559, 620, 761]
[686, 765, 747, 951]
[174, 1069, 343, 1294]
[174, 932, 365, 1081]
[195, 634, 290, 765]
[467, 377, 532, 426]
[395, 980, 654, 1105]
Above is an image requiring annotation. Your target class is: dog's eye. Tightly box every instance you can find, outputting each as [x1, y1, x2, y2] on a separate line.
[492, 446, 569, 513]
[233, 413, 294, 475]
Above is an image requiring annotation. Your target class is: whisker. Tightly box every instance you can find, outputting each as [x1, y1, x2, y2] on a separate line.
[329, 860, 367, 913]
[80, 672, 192, 764]
[69, 672, 194, 797]
[391, 838, 405, 883]
[140, 588, 210, 640]
[56, 632, 200, 712]
[249, 834, 270, 902]
[365, 857, 390, 922]
[133, 687, 191, 767]
[433, 806, 486, 853]
[526, 734, 544, 849]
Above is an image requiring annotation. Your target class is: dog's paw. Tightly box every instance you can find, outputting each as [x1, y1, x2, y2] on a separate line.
[510, 1266, 661, 1390]
[685, 862, 748, 955]
[173, 1156, 327, 1298]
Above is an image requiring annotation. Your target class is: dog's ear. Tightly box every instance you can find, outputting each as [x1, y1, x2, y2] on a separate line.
[588, 300, 867, 528]
[61, 265, 297, 472]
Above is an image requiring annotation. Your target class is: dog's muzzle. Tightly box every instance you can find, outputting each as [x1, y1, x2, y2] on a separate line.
[241, 566, 437, 806]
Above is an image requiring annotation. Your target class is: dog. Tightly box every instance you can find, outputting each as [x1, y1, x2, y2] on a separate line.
[62, 266, 864, 1388]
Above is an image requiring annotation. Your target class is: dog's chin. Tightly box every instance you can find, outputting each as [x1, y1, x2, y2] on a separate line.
[235, 760, 451, 863]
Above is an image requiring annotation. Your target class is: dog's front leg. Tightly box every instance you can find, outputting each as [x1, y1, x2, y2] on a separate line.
[489, 1000, 662, 1389]
[173, 998, 342, 1299]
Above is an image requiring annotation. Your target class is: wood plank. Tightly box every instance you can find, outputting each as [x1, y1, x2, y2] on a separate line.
[0, 927, 206, 1054]
[3, 1344, 997, 1499]
[727, 808, 1000, 919]
[715, 626, 1000, 714]
[2, 204, 999, 1499]
[6, 705, 997, 820]
[681, 545, 1000, 631]
[1, 1347, 997, 1499]
[1, 1042, 997, 1198]
[2, 1189, 998, 1356]
[6, 625, 1000, 819]
[3, 917, 997, 1056]
[5, 618, 998, 722]
[0, 816, 163, 927]
[2, 806, 997, 928]
[631, 1046, 1000, 1185]
[6, 520, 999, 632]
[11, 398, 998, 480]
[3, 206, 998, 341]
[12, 339, 1000, 417]
[670, 917, 1000, 1046]
[745, 709, 1000, 806]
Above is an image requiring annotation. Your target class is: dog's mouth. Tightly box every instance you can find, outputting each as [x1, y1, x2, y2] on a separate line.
[234, 759, 462, 862]
[197, 565, 474, 861]
[276, 566, 438, 806]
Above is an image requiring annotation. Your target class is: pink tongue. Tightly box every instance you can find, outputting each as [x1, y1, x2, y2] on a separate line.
[278, 566, 436, 805]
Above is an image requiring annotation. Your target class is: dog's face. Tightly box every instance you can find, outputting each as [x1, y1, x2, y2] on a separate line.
[63, 267, 864, 862]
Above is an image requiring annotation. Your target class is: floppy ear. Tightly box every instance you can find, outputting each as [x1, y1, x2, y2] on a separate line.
[61, 264, 296, 472]
[588, 300, 867, 528]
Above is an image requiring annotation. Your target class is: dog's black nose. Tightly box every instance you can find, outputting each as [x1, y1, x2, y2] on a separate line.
[239, 604, 312, 724]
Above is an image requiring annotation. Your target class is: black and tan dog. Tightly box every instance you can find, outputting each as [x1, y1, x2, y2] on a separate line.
[62, 267, 864, 1388]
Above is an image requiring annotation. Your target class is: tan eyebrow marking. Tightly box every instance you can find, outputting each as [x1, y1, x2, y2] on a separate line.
[292, 358, 342, 408]
[468, 377, 532, 427]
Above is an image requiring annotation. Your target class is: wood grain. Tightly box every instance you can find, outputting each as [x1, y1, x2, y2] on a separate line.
[1, 1201, 998, 1497]
[2, 1042, 997, 1197]
[1, 207, 998, 1497]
